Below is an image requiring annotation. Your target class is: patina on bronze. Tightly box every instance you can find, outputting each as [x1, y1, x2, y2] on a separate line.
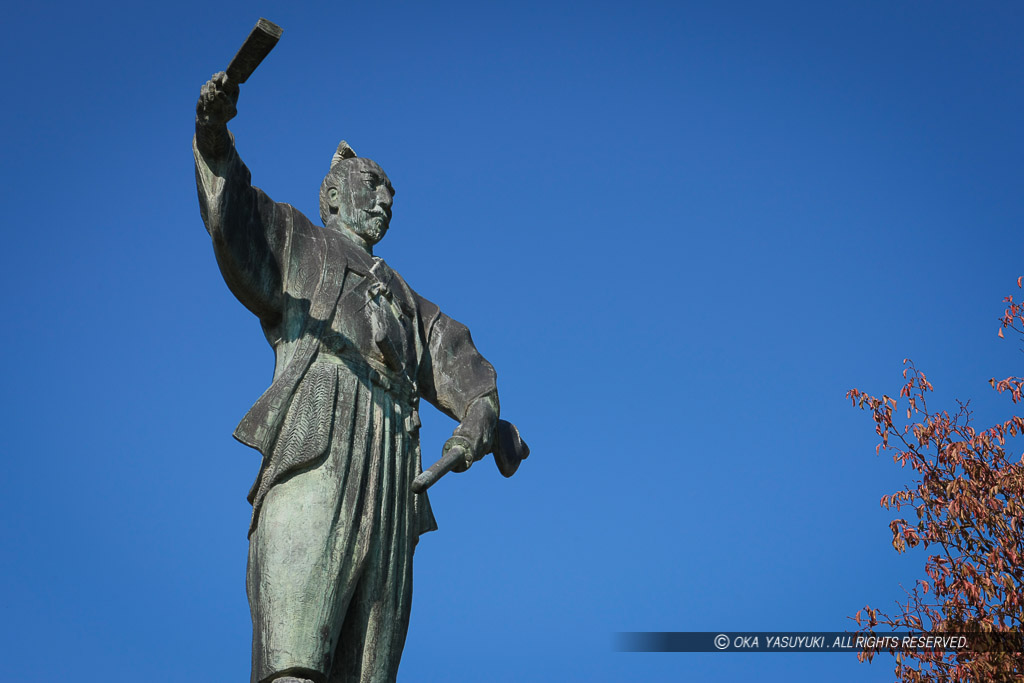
[194, 19, 529, 683]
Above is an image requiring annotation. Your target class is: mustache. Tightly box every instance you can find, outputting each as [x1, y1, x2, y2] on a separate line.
[363, 207, 391, 220]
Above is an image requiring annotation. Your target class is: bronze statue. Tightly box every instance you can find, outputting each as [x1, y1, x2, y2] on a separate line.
[193, 20, 528, 683]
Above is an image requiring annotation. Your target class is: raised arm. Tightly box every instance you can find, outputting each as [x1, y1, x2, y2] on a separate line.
[194, 72, 286, 323]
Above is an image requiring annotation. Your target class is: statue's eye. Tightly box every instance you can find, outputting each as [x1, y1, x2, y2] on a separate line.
[363, 178, 375, 189]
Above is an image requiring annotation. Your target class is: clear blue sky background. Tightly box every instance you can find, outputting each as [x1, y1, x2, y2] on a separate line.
[3, 1, 1023, 681]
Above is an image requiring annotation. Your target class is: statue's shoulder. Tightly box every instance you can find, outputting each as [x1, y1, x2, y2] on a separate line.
[270, 200, 318, 233]
[268, 209, 353, 295]
[402, 280, 441, 330]
[278, 210, 346, 262]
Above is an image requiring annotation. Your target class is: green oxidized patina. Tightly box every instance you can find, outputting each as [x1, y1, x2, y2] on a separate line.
[194, 19, 528, 683]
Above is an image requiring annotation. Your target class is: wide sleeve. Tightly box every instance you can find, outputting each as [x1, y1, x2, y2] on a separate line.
[194, 134, 290, 324]
[416, 295, 500, 457]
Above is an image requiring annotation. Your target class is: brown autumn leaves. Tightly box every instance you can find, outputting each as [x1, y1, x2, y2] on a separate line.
[846, 283, 1024, 682]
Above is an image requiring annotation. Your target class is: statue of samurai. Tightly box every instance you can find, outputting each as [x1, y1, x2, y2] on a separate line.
[194, 60, 527, 683]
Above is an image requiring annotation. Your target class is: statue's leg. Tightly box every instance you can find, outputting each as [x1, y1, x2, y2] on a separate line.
[248, 454, 370, 683]
[328, 544, 414, 683]
[328, 420, 418, 683]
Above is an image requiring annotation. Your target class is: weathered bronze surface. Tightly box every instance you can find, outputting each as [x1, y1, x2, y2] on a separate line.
[194, 19, 528, 683]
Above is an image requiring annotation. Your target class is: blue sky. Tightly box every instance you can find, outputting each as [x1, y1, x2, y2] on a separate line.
[4, 1, 1024, 681]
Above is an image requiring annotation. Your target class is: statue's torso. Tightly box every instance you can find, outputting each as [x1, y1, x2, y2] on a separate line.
[273, 218, 425, 391]
[322, 255, 420, 381]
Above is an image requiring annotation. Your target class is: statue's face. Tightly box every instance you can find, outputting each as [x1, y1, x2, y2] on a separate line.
[329, 159, 395, 246]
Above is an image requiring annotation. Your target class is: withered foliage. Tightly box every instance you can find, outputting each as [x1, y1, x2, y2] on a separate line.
[847, 283, 1024, 681]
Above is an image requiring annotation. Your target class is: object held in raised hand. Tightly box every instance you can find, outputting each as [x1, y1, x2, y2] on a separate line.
[226, 18, 283, 84]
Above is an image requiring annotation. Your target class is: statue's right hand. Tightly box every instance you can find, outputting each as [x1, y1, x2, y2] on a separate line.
[196, 72, 239, 126]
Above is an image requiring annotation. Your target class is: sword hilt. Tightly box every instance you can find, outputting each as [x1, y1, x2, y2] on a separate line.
[412, 437, 472, 494]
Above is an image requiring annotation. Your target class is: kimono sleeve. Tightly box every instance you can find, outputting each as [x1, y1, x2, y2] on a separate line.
[194, 135, 290, 324]
[416, 295, 499, 425]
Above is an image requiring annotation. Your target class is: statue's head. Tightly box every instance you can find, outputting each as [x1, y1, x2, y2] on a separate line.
[319, 141, 395, 249]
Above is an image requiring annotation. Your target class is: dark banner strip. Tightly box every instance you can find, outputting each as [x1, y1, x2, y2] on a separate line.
[616, 632, 1024, 653]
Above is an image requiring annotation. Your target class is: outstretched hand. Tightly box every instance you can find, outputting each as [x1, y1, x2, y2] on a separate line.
[197, 72, 239, 126]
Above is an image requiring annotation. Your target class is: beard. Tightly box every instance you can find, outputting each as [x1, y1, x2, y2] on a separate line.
[353, 216, 388, 245]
